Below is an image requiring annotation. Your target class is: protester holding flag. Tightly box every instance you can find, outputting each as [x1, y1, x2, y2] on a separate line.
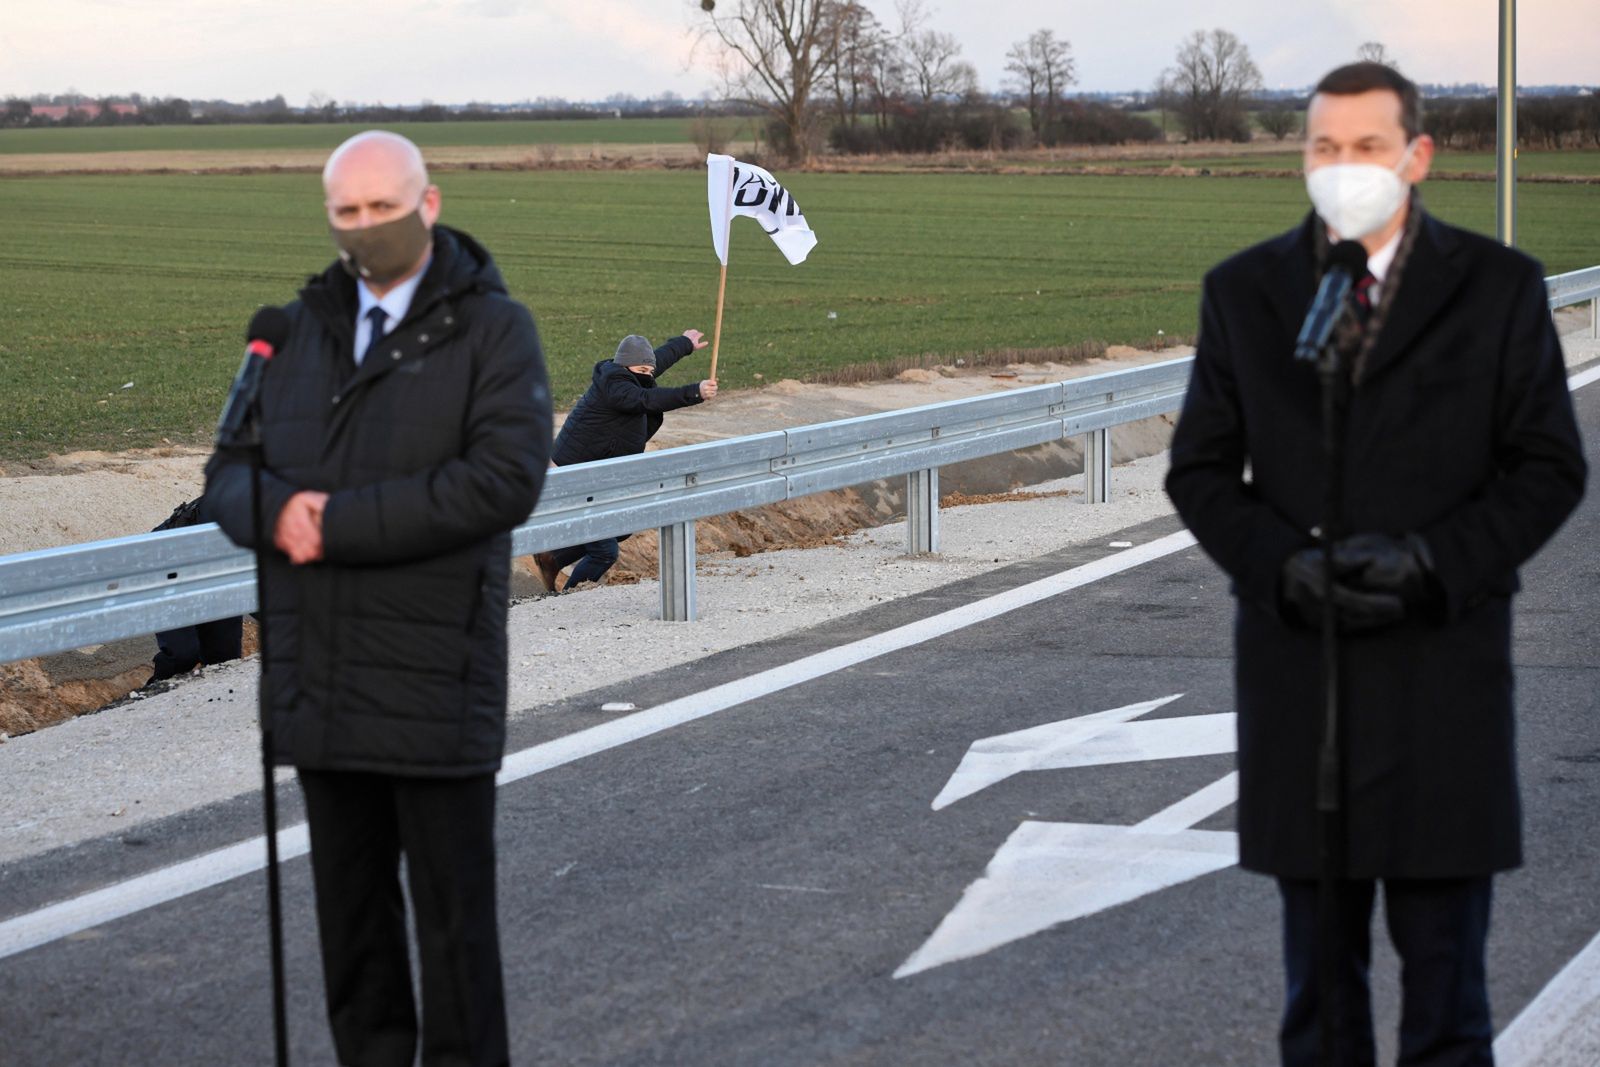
[535, 152, 817, 594]
[534, 330, 717, 593]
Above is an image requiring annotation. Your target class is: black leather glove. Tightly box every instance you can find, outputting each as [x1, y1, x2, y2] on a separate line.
[1280, 547, 1406, 632]
[1331, 532, 1442, 615]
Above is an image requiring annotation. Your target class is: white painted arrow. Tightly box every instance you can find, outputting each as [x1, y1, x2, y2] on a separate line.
[931, 694, 1236, 810]
[897, 773, 1240, 979]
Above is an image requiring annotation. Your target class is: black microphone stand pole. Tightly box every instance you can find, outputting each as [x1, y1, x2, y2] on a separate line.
[237, 415, 290, 1067]
[1313, 329, 1349, 1067]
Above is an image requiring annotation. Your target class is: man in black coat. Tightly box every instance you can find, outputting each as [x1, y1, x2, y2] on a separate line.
[534, 331, 716, 592]
[205, 131, 551, 1067]
[1166, 64, 1585, 1065]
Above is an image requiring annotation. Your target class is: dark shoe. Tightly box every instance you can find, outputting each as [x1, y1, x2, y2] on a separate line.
[534, 552, 562, 593]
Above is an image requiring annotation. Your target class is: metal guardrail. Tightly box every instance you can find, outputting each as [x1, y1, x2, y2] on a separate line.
[3, 259, 1595, 662]
[1548, 265, 1600, 337]
[0, 358, 1192, 660]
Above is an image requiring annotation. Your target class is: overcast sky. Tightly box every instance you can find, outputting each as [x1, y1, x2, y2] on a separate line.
[1, 0, 1593, 105]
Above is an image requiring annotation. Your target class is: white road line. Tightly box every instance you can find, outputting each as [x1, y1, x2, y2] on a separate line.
[0, 529, 1198, 961]
[0, 826, 310, 961]
[495, 530, 1197, 787]
[1570, 362, 1600, 393]
[1496, 928, 1600, 1065]
[1132, 771, 1240, 835]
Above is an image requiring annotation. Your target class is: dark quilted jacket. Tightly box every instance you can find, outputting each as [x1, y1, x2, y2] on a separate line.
[205, 226, 552, 776]
[552, 336, 702, 465]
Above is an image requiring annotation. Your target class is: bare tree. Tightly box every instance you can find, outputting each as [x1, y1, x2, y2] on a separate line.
[1357, 41, 1396, 67]
[827, 2, 888, 127]
[904, 29, 975, 104]
[692, 0, 843, 165]
[2, 98, 32, 128]
[1258, 104, 1299, 141]
[306, 90, 339, 122]
[1005, 29, 1075, 137]
[862, 25, 907, 130]
[1166, 28, 1263, 142]
[1150, 72, 1176, 138]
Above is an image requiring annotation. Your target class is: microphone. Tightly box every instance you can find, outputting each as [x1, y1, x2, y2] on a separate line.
[1293, 240, 1368, 363]
[216, 307, 292, 446]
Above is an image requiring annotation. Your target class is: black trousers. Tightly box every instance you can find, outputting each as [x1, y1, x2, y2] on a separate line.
[550, 538, 620, 589]
[298, 770, 508, 1067]
[1277, 876, 1494, 1067]
[151, 616, 243, 680]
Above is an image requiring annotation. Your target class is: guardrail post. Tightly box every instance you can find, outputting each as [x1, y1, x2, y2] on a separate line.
[1591, 295, 1598, 339]
[906, 468, 940, 554]
[1084, 428, 1110, 504]
[659, 521, 697, 622]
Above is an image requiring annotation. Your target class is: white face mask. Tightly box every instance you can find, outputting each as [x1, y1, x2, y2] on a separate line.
[1305, 143, 1416, 240]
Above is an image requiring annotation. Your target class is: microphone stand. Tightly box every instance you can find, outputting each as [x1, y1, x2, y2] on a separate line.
[1310, 324, 1349, 1067]
[226, 414, 291, 1067]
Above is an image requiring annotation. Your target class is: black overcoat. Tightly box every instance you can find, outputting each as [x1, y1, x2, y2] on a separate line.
[552, 336, 703, 465]
[1166, 210, 1585, 878]
[205, 226, 553, 777]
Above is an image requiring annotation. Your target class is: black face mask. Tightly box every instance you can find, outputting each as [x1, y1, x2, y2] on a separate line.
[330, 202, 432, 285]
[631, 370, 655, 386]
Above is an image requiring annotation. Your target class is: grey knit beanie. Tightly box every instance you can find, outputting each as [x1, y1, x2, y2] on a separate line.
[613, 334, 655, 370]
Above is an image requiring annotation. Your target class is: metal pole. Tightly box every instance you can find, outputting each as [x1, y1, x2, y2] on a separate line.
[1311, 320, 1353, 1067]
[245, 441, 290, 1067]
[658, 521, 697, 622]
[905, 469, 940, 554]
[1496, 0, 1517, 247]
[1084, 429, 1111, 504]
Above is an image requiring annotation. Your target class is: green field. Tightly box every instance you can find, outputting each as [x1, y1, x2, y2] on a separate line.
[1, 169, 1597, 461]
[0, 117, 753, 155]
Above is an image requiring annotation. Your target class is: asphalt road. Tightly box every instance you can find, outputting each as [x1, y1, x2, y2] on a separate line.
[1, 382, 1596, 1066]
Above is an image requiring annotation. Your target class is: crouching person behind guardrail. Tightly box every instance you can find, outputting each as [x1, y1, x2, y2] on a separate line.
[146, 496, 244, 683]
[203, 130, 552, 1067]
[534, 330, 717, 594]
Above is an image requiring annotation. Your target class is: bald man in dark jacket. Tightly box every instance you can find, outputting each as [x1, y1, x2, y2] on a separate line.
[206, 131, 550, 1067]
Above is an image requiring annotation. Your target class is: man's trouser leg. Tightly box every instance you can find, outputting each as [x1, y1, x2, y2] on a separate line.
[298, 769, 418, 1067]
[151, 627, 202, 680]
[1383, 877, 1494, 1067]
[1277, 877, 1379, 1067]
[564, 538, 620, 588]
[196, 615, 244, 666]
[395, 773, 509, 1067]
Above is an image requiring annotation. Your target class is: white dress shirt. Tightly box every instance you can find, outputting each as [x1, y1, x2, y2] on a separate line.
[1363, 229, 1402, 306]
[354, 261, 429, 366]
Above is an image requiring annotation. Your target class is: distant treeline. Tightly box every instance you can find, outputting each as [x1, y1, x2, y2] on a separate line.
[821, 97, 1161, 155]
[1426, 95, 1600, 149]
[0, 93, 758, 129]
[6, 91, 1600, 155]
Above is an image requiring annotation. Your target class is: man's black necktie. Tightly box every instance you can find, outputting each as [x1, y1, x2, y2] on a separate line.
[361, 306, 389, 366]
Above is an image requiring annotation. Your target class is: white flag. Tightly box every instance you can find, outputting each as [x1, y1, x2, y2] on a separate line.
[707, 153, 817, 266]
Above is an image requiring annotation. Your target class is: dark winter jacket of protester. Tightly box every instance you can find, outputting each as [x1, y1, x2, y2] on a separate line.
[1166, 209, 1586, 879]
[205, 225, 553, 777]
[552, 336, 701, 465]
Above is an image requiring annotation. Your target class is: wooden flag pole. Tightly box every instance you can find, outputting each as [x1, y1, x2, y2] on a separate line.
[710, 260, 728, 381]
[709, 158, 736, 382]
